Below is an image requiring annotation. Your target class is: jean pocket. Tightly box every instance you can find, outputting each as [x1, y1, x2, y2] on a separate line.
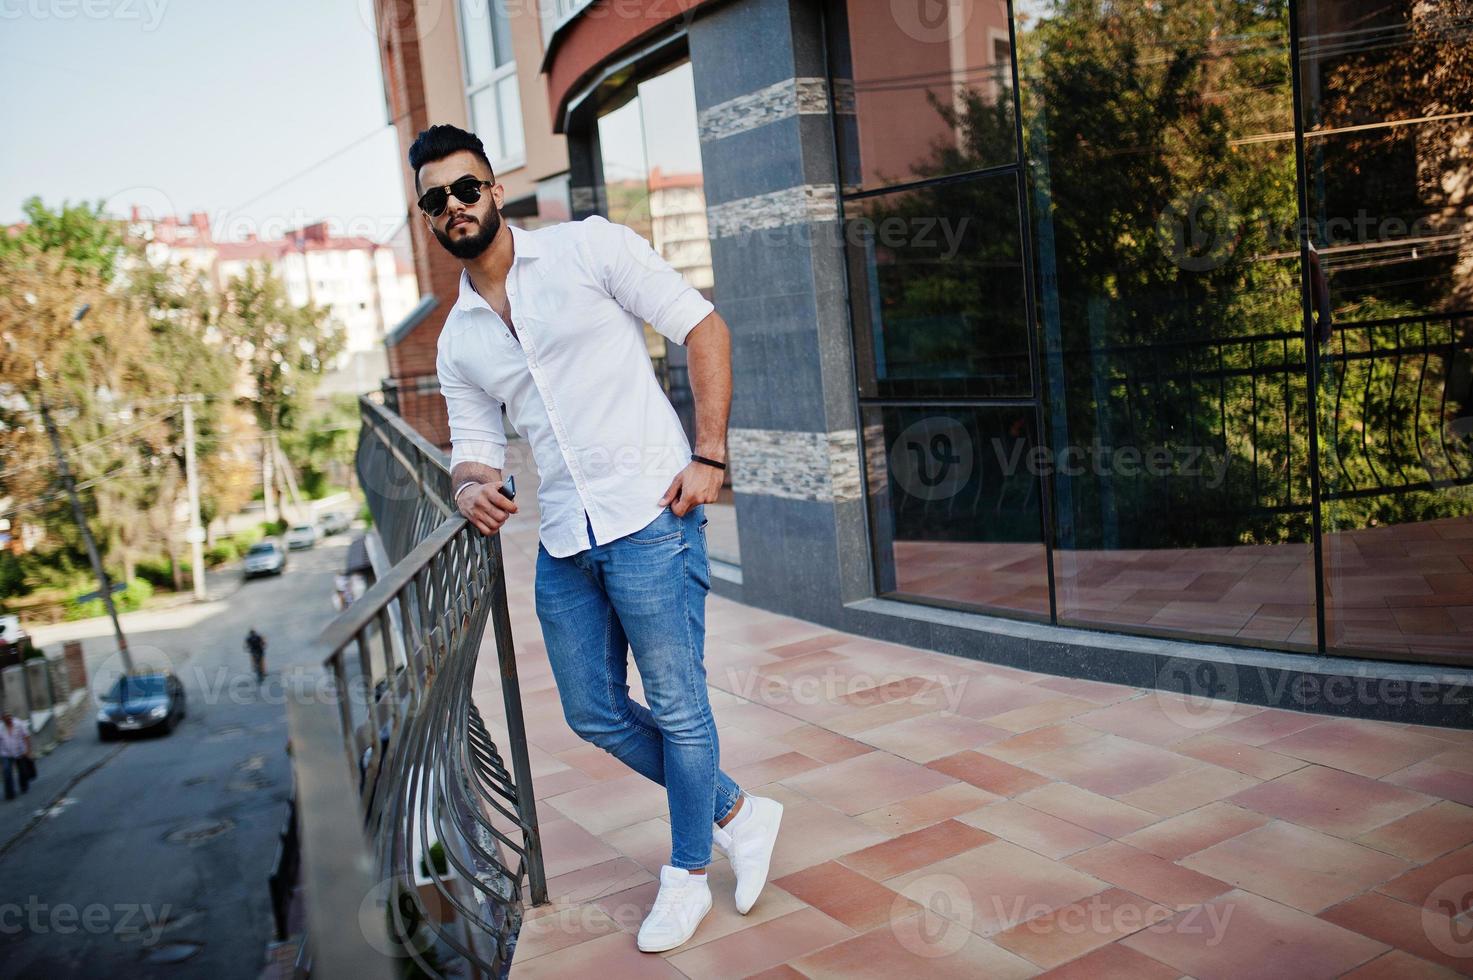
[624, 509, 683, 545]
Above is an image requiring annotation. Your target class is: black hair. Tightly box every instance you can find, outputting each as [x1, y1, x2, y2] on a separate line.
[408, 124, 495, 193]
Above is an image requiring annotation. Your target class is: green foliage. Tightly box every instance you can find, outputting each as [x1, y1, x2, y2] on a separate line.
[63, 578, 153, 621]
[0, 197, 126, 278]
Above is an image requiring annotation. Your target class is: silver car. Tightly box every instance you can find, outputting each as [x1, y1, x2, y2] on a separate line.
[243, 540, 287, 578]
[284, 523, 320, 550]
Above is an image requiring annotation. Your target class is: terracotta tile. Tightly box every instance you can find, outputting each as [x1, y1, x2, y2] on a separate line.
[1034, 676, 1141, 705]
[781, 750, 955, 815]
[992, 887, 1174, 968]
[555, 744, 635, 781]
[540, 816, 627, 878]
[1014, 783, 1161, 838]
[837, 818, 997, 880]
[1341, 949, 1466, 980]
[1228, 765, 1434, 838]
[771, 860, 920, 931]
[1119, 802, 1269, 861]
[545, 771, 672, 835]
[951, 676, 1066, 721]
[714, 698, 809, 738]
[1036, 942, 1183, 979]
[834, 675, 936, 708]
[1264, 720, 1448, 778]
[788, 910, 1039, 979]
[601, 817, 689, 877]
[987, 723, 1104, 764]
[853, 783, 1000, 836]
[1357, 801, 1473, 863]
[925, 749, 1051, 796]
[510, 900, 623, 963]
[664, 906, 854, 978]
[776, 724, 873, 763]
[535, 856, 656, 907]
[856, 711, 1012, 763]
[825, 697, 945, 735]
[511, 928, 687, 979]
[759, 786, 892, 879]
[1180, 820, 1411, 912]
[592, 860, 805, 948]
[726, 750, 826, 788]
[1064, 841, 1232, 910]
[888, 839, 1107, 936]
[766, 632, 853, 658]
[1124, 889, 1386, 980]
[1076, 694, 1242, 746]
[1212, 710, 1325, 746]
[1375, 844, 1473, 910]
[1173, 733, 1308, 780]
[1116, 764, 1260, 816]
[744, 967, 808, 980]
[1026, 735, 1203, 798]
[1385, 761, 1473, 807]
[957, 800, 1107, 859]
[986, 696, 1100, 733]
[1320, 891, 1473, 976]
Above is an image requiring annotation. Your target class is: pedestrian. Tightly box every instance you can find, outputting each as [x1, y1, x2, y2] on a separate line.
[417, 124, 783, 954]
[245, 627, 267, 682]
[1, 709, 33, 801]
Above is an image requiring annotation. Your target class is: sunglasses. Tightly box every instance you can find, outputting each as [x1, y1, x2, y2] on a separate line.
[418, 176, 493, 217]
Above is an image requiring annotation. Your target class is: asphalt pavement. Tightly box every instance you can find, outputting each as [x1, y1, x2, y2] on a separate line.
[0, 534, 352, 977]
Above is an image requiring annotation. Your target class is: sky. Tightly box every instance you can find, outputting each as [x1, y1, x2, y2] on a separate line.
[0, 0, 409, 244]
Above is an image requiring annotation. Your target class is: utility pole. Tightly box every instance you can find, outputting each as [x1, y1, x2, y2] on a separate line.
[180, 395, 207, 600]
[40, 397, 135, 676]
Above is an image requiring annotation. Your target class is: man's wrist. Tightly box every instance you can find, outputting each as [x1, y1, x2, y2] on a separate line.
[454, 480, 482, 504]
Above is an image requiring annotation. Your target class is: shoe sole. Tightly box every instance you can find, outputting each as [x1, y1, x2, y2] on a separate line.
[736, 801, 784, 915]
[636, 893, 712, 952]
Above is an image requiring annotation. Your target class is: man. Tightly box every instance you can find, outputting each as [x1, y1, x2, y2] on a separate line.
[416, 124, 782, 953]
[245, 628, 266, 682]
[1, 709, 32, 800]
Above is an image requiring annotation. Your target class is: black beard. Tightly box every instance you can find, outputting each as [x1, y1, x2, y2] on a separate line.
[434, 208, 501, 259]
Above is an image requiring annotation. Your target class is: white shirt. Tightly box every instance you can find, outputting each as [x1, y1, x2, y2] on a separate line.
[436, 216, 715, 558]
[0, 718, 29, 757]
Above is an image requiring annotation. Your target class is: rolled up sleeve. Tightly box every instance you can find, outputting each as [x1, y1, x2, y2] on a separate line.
[580, 214, 714, 345]
[436, 343, 507, 471]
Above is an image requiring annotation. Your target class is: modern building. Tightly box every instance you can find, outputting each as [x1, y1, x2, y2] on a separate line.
[374, 0, 1473, 720]
[131, 210, 420, 394]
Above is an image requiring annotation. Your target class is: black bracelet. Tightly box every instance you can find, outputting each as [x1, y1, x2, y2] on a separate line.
[691, 453, 727, 471]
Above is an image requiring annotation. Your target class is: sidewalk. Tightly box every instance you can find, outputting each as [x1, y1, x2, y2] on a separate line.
[475, 493, 1473, 978]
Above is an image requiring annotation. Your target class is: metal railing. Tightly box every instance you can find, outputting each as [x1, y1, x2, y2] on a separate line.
[285, 395, 546, 980]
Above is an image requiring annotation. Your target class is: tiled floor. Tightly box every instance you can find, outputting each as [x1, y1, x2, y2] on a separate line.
[887, 514, 1473, 663]
[473, 478, 1473, 978]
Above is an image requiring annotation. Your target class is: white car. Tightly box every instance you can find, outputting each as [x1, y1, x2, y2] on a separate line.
[319, 510, 352, 536]
[285, 523, 320, 550]
[243, 541, 287, 578]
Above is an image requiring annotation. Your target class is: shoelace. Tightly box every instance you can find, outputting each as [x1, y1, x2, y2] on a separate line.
[650, 882, 697, 914]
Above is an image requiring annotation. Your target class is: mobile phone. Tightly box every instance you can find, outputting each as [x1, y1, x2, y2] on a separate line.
[501, 474, 516, 500]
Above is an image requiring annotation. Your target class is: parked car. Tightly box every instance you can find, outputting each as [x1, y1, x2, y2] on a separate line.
[97, 672, 186, 739]
[285, 523, 320, 550]
[243, 540, 287, 578]
[319, 510, 352, 536]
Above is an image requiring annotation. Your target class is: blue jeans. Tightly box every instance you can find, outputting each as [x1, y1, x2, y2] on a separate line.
[535, 504, 742, 870]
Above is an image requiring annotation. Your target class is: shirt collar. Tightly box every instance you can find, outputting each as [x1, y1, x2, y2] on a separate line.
[451, 223, 541, 315]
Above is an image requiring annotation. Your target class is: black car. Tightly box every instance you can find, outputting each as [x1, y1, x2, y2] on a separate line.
[97, 672, 186, 739]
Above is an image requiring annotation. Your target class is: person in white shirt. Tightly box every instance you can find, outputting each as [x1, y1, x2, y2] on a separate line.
[1, 709, 33, 800]
[415, 125, 782, 952]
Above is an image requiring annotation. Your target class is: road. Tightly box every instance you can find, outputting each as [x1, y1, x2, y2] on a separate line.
[0, 534, 351, 977]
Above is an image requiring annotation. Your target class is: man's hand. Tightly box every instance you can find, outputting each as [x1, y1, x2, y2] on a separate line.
[658, 460, 723, 517]
[459, 481, 519, 536]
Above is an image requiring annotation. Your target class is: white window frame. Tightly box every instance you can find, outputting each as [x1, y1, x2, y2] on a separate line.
[456, 0, 526, 173]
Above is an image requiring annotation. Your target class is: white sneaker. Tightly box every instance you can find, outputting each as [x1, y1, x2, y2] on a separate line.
[636, 865, 712, 952]
[712, 794, 784, 914]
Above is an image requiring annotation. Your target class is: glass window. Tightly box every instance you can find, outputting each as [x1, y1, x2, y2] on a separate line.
[864, 405, 1050, 618]
[1301, 0, 1473, 666]
[847, 175, 1031, 399]
[831, 0, 1018, 194]
[459, 0, 522, 168]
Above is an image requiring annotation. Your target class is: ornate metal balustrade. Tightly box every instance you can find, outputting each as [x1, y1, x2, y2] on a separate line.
[285, 395, 546, 979]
